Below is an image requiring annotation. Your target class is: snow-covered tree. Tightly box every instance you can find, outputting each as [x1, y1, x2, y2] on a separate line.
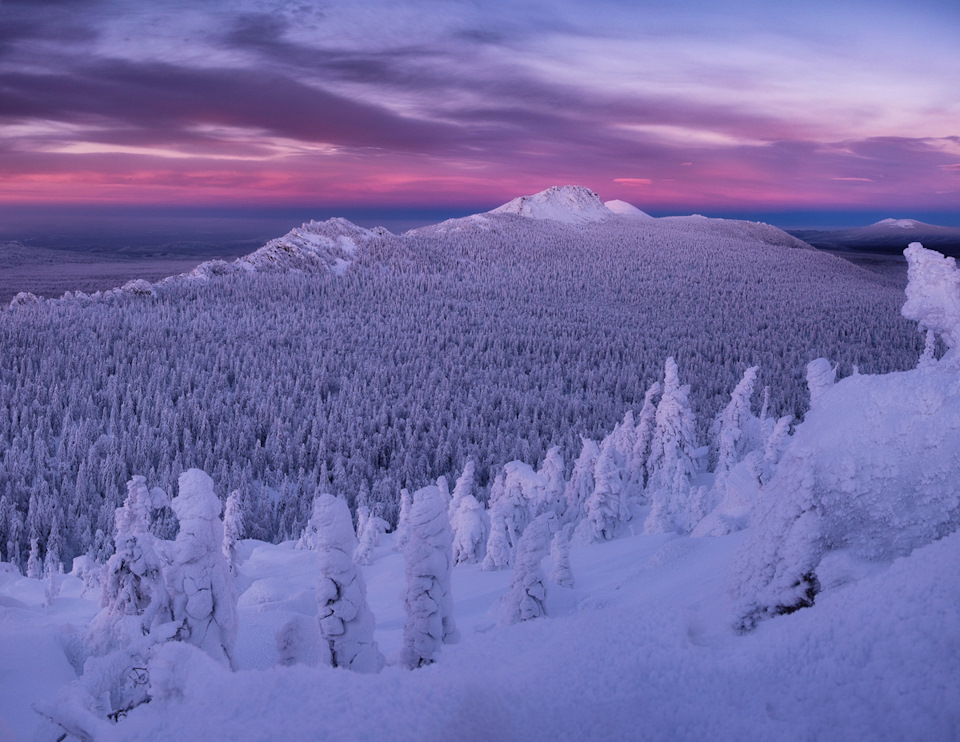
[87, 476, 169, 655]
[535, 446, 566, 517]
[314, 494, 384, 672]
[644, 358, 701, 534]
[499, 512, 556, 624]
[482, 509, 512, 570]
[395, 487, 413, 551]
[630, 382, 661, 493]
[581, 438, 629, 541]
[712, 365, 761, 476]
[549, 524, 574, 588]
[401, 485, 458, 668]
[355, 509, 389, 566]
[222, 489, 244, 577]
[902, 242, 960, 352]
[165, 469, 238, 669]
[448, 460, 489, 564]
[563, 437, 600, 526]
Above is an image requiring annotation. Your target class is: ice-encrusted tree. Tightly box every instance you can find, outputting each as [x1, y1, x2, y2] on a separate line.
[448, 460, 489, 564]
[645, 357, 700, 534]
[401, 485, 458, 668]
[563, 437, 600, 526]
[87, 476, 169, 654]
[549, 524, 575, 588]
[712, 365, 761, 476]
[499, 512, 557, 624]
[582, 438, 629, 541]
[222, 489, 244, 577]
[165, 469, 238, 669]
[535, 447, 566, 517]
[314, 494, 384, 672]
[482, 508, 512, 570]
[630, 382, 661, 493]
[355, 507, 389, 566]
[902, 242, 960, 353]
[805, 358, 836, 406]
[395, 487, 413, 551]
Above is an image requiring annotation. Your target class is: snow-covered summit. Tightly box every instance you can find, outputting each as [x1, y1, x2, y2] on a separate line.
[872, 218, 920, 229]
[489, 186, 615, 225]
[604, 199, 653, 220]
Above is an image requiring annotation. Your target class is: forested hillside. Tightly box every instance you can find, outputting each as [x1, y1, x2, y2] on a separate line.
[0, 192, 922, 568]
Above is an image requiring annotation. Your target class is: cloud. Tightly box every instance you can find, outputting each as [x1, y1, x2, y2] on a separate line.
[614, 178, 653, 186]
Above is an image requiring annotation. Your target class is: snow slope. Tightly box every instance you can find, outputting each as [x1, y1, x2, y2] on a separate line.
[5, 521, 958, 741]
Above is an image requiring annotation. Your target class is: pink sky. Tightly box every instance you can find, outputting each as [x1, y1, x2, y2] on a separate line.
[1, 0, 958, 217]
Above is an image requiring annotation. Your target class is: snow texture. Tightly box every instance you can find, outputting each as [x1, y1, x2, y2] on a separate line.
[401, 485, 458, 668]
[166, 469, 238, 668]
[313, 494, 384, 673]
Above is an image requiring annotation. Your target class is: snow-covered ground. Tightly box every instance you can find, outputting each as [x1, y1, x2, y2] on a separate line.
[3, 517, 958, 741]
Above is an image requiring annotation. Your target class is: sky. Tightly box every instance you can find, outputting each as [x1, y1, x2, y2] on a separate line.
[1, 0, 959, 235]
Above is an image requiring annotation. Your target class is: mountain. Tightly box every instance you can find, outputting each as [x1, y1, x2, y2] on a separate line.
[790, 219, 960, 258]
[604, 199, 653, 219]
[489, 185, 615, 224]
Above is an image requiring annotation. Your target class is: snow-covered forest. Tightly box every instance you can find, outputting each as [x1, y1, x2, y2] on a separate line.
[1, 187, 958, 740]
[0, 188, 922, 573]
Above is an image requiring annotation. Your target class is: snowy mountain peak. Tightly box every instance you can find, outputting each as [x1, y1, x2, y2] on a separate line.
[489, 185, 614, 224]
[604, 199, 654, 220]
[873, 218, 920, 229]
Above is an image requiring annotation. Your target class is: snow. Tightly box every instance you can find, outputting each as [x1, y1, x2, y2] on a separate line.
[489, 185, 614, 225]
[604, 199, 653, 219]
[873, 218, 919, 228]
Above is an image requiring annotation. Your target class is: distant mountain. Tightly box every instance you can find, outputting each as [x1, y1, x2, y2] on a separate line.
[790, 219, 960, 258]
[489, 185, 614, 224]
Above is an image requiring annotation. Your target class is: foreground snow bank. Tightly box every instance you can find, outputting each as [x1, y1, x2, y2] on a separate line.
[45, 530, 957, 742]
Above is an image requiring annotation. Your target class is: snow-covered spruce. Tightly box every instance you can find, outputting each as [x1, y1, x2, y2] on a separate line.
[165, 469, 238, 669]
[563, 437, 600, 526]
[901, 241, 960, 352]
[534, 447, 566, 517]
[581, 437, 629, 541]
[644, 357, 701, 535]
[313, 494, 384, 672]
[549, 524, 575, 588]
[86, 476, 170, 655]
[400, 485, 459, 668]
[449, 460, 490, 565]
[711, 365, 761, 476]
[355, 508, 389, 566]
[222, 489, 244, 577]
[499, 512, 557, 624]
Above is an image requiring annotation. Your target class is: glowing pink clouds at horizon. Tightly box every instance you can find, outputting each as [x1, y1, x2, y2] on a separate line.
[1, 0, 958, 215]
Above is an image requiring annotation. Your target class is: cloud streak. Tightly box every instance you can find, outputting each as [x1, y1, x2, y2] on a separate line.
[0, 0, 958, 213]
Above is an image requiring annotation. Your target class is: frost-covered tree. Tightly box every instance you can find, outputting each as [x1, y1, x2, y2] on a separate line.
[630, 382, 661, 493]
[644, 358, 700, 534]
[535, 446, 566, 517]
[87, 476, 169, 655]
[448, 460, 489, 564]
[395, 487, 413, 551]
[355, 509, 389, 566]
[712, 366, 760, 476]
[165, 469, 238, 669]
[581, 438, 629, 541]
[314, 494, 384, 672]
[549, 524, 575, 588]
[902, 242, 960, 353]
[563, 437, 600, 526]
[401, 485, 458, 668]
[482, 509, 512, 571]
[222, 489, 244, 577]
[499, 512, 556, 624]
